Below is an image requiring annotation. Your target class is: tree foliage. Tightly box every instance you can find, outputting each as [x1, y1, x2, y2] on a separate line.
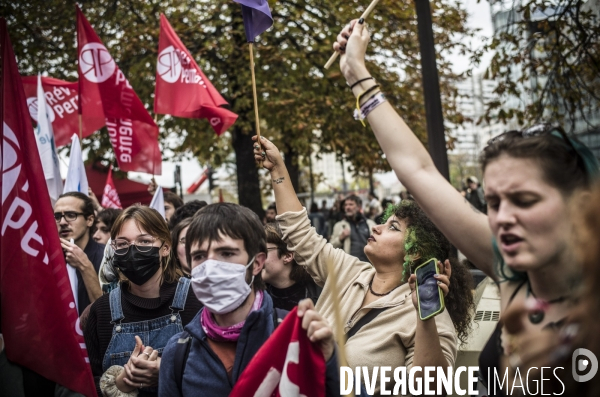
[3, 0, 477, 213]
[484, 0, 600, 131]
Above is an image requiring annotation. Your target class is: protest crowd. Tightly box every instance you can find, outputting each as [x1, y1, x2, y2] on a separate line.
[1, 2, 600, 397]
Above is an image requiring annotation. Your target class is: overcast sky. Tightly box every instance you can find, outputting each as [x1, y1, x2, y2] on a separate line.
[451, 0, 494, 74]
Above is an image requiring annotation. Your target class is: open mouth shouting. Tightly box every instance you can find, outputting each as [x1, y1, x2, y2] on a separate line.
[500, 233, 524, 254]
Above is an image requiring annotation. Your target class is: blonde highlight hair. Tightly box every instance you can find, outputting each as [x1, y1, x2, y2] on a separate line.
[111, 205, 182, 284]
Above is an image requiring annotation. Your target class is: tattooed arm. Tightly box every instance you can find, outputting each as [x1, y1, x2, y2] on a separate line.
[253, 136, 303, 214]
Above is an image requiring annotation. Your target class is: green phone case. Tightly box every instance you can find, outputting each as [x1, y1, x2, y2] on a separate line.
[414, 258, 446, 321]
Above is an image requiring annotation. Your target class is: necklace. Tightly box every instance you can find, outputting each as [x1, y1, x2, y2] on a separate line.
[368, 278, 401, 297]
[527, 281, 570, 324]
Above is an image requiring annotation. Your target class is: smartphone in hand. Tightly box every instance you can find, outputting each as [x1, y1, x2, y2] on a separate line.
[415, 258, 446, 320]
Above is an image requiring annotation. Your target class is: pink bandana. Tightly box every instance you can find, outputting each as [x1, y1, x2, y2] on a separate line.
[201, 290, 264, 342]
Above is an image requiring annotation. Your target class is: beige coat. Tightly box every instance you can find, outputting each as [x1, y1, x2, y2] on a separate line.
[277, 209, 457, 396]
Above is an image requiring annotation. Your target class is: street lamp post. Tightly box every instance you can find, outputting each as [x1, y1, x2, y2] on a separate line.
[414, 0, 450, 181]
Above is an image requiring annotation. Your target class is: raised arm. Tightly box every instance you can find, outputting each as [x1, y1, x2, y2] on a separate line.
[333, 20, 495, 277]
[253, 136, 370, 286]
[252, 136, 303, 214]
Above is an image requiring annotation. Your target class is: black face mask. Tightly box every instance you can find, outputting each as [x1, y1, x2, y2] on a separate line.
[113, 246, 162, 286]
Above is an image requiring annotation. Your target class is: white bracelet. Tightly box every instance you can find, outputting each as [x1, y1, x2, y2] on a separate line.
[353, 92, 387, 121]
[100, 365, 139, 397]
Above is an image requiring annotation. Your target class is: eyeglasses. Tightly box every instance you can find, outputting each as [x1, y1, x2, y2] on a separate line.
[111, 235, 160, 255]
[54, 211, 85, 223]
[487, 124, 576, 151]
[487, 123, 588, 170]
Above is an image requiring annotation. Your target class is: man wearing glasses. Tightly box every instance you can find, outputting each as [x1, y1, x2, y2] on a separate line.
[54, 191, 104, 315]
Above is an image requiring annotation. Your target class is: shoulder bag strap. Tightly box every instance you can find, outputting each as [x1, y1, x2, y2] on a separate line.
[346, 307, 388, 341]
[174, 331, 192, 395]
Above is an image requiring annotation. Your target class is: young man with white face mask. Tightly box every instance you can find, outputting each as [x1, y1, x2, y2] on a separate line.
[158, 203, 340, 396]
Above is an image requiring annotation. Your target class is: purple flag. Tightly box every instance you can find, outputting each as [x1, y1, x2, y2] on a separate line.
[234, 0, 273, 42]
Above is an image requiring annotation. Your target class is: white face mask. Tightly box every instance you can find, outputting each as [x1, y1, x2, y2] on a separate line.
[191, 256, 255, 315]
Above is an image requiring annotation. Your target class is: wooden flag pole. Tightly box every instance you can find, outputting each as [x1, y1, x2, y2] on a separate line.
[249, 43, 263, 167]
[323, 0, 383, 69]
[248, 43, 261, 140]
[326, 257, 354, 397]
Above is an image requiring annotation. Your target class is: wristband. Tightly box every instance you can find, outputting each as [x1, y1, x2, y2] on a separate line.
[353, 92, 387, 122]
[348, 76, 374, 90]
[355, 85, 380, 126]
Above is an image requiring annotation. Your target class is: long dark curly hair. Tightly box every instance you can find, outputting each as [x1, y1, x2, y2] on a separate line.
[383, 200, 475, 346]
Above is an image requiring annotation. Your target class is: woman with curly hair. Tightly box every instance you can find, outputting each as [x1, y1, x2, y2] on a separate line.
[380, 202, 474, 347]
[254, 136, 474, 395]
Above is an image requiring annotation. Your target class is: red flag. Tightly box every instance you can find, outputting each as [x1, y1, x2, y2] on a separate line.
[21, 76, 105, 147]
[229, 308, 326, 397]
[0, 18, 97, 397]
[77, 6, 162, 174]
[154, 14, 238, 135]
[101, 166, 122, 209]
[186, 168, 209, 194]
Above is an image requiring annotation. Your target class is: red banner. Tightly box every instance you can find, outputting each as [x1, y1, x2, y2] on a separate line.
[77, 6, 161, 174]
[154, 14, 238, 135]
[0, 18, 97, 397]
[101, 166, 122, 209]
[21, 76, 104, 147]
[229, 308, 326, 397]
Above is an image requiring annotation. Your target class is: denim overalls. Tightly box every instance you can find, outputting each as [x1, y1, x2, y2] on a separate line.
[102, 277, 191, 392]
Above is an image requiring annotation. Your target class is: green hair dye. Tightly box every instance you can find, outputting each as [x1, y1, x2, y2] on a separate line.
[382, 200, 447, 281]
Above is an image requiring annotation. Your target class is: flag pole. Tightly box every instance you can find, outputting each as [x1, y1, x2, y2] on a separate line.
[248, 43, 263, 167]
[153, 114, 159, 178]
[78, 114, 83, 141]
[325, 259, 354, 397]
[323, 0, 382, 69]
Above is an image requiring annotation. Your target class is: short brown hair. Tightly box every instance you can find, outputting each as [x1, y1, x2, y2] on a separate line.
[163, 191, 184, 209]
[481, 128, 590, 197]
[97, 208, 122, 231]
[171, 217, 193, 273]
[57, 191, 96, 235]
[186, 203, 266, 290]
[264, 222, 312, 284]
[111, 205, 182, 284]
[345, 194, 362, 207]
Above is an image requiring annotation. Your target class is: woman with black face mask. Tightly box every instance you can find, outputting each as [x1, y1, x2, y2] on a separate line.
[82, 205, 203, 397]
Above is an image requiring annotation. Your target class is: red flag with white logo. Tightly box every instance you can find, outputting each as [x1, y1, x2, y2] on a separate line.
[77, 6, 162, 174]
[101, 166, 122, 209]
[0, 18, 97, 397]
[154, 14, 238, 136]
[229, 307, 326, 397]
[21, 76, 105, 147]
